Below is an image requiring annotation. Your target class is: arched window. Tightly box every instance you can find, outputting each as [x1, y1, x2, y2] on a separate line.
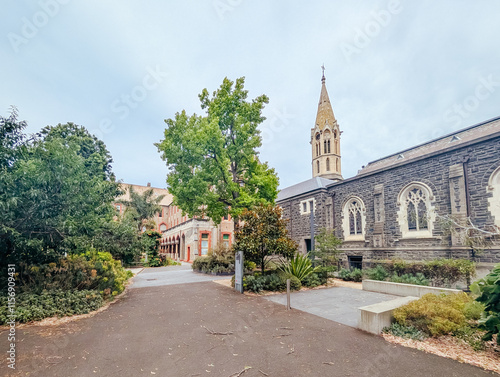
[327, 140, 331, 153]
[342, 196, 366, 241]
[487, 166, 500, 227]
[323, 130, 331, 154]
[159, 224, 167, 233]
[397, 182, 436, 238]
[324, 140, 327, 154]
[326, 158, 330, 171]
[317, 160, 320, 174]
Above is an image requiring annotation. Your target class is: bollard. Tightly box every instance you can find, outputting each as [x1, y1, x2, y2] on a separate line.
[286, 279, 291, 310]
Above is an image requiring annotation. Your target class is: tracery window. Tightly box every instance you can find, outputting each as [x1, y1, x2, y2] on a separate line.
[397, 183, 435, 238]
[487, 166, 500, 227]
[342, 197, 366, 241]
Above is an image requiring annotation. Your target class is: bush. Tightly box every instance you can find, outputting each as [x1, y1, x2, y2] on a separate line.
[339, 268, 363, 282]
[382, 323, 427, 341]
[474, 263, 500, 344]
[191, 246, 235, 274]
[390, 273, 429, 286]
[383, 259, 475, 287]
[365, 265, 389, 281]
[393, 292, 476, 337]
[302, 272, 322, 287]
[13, 251, 132, 298]
[241, 272, 302, 293]
[0, 289, 104, 325]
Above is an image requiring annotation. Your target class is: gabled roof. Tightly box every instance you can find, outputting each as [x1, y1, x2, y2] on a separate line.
[277, 176, 334, 202]
[357, 116, 500, 176]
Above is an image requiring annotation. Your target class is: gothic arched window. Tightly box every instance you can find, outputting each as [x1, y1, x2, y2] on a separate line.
[487, 166, 500, 227]
[342, 197, 366, 241]
[397, 182, 436, 238]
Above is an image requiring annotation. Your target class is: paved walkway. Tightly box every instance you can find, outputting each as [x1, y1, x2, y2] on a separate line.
[130, 263, 229, 288]
[1, 269, 493, 377]
[264, 286, 400, 327]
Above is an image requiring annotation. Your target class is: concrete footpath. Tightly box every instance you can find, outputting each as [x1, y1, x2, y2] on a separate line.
[264, 286, 400, 328]
[1, 280, 493, 377]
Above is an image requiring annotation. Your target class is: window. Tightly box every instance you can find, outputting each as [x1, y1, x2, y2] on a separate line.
[300, 198, 315, 215]
[326, 158, 330, 171]
[222, 234, 230, 248]
[327, 140, 331, 153]
[115, 204, 121, 212]
[342, 196, 366, 241]
[201, 233, 209, 255]
[397, 182, 436, 238]
[158, 208, 163, 217]
[487, 166, 500, 227]
[160, 224, 167, 233]
[317, 161, 320, 174]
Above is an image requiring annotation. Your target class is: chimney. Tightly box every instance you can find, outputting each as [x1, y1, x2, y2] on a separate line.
[147, 182, 151, 187]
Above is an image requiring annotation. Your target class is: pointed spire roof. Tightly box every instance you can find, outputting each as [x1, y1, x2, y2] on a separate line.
[315, 71, 337, 131]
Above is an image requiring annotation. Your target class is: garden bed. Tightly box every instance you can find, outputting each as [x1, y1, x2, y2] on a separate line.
[382, 333, 500, 374]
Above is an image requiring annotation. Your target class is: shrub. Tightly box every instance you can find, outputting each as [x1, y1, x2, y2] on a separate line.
[302, 272, 322, 287]
[365, 265, 389, 281]
[393, 293, 474, 337]
[339, 268, 363, 282]
[14, 251, 132, 298]
[382, 323, 427, 341]
[390, 273, 429, 286]
[0, 289, 104, 325]
[474, 263, 500, 344]
[241, 272, 302, 293]
[279, 252, 314, 281]
[191, 246, 235, 274]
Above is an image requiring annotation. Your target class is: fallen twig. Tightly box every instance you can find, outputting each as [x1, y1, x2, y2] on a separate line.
[279, 327, 293, 330]
[229, 366, 252, 377]
[273, 333, 292, 338]
[322, 362, 335, 365]
[204, 326, 233, 336]
[258, 370, 269, 376]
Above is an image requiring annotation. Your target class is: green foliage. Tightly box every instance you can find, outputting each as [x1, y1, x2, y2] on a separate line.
[12, 251, 132, 299]
[393, 293, 477, 337]
[390, 273, 429, 286]
[156, 77, 279, 223]
[313, 228, 342, 267]
[234, 204, 296, 272]
[0, 107, 26, 169]
[120, 186, 165, 230]
[473, 263, 500, 344]
[365, 265, 390, 281]
[453, 326, 488, 351]
[339, 268, 363, 282]
[235, 203, 297, 272]
[383, 259, 475, 288]
[382, 323, 427, 341]
[143, 256, 180, 267]
[0, 115, 122, 266]
[242, 271, 301, 293]
[279, 252, 314, 281]
[0, 289, 104, 325]
[192, 246, 235, 274]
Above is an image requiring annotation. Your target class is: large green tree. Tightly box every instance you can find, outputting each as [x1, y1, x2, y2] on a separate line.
[0, 117, 121, 265]
[156, 77, 279, 223]
[234, 203, 297, 272]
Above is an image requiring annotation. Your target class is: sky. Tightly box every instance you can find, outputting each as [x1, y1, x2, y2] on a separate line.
[2, 1, 500, 190]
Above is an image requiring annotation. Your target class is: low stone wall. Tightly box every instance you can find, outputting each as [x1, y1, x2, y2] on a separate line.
[358, 296, 418, 334]
[362, 280, 462, 297]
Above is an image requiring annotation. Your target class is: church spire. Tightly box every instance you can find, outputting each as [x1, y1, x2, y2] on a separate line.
[311, 68, 342, 181]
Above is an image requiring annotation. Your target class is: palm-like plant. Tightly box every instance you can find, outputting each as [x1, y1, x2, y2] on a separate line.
[279, 252, 315, 281]
[121, 186, 165, 230]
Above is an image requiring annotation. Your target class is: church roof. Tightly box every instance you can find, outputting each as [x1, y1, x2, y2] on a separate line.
[277, 176, 334, 202]
[314, 74, 338, 131]
[357, 116, 500, 176]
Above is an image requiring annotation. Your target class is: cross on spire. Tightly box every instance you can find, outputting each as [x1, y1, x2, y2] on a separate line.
[321, 64, 325, 82]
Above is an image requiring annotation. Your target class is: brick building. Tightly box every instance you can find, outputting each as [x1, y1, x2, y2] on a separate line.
[115, 183, 234, 261]
[277, 73, 500, 272]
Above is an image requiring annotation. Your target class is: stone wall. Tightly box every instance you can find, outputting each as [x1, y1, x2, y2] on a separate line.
[278, 134, 500, 267]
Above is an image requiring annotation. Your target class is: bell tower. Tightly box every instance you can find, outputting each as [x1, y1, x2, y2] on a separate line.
[311, 68, 342, 181]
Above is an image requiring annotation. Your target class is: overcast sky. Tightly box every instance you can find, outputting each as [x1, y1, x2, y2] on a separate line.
[2, 1, 500, 190]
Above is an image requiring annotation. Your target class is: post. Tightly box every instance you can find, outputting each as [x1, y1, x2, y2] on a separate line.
[309, 204, 315, 252]
[286, 279, 291, 310]
[234, 250, 244, 294]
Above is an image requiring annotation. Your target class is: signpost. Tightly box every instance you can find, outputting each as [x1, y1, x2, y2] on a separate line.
[234, 250, 244, 293]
